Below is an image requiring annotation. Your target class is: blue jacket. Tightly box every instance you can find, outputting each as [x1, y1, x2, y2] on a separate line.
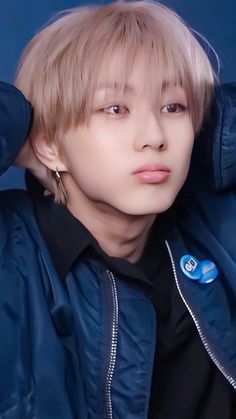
[0, 81, 236, 419]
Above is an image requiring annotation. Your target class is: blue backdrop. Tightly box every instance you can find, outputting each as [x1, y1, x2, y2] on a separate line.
[1, 0, 235, 189]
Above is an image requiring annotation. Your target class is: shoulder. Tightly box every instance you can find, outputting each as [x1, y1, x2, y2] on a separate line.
[176, 181, 236, 261]
[0, 188, 35, 227]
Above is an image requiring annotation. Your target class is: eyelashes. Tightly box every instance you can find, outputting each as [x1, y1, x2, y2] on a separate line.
[99, 102, 187, 116]
[103, 104, 129, 115]
[94, 101, 188, 118]
[161, 103, 187, 113]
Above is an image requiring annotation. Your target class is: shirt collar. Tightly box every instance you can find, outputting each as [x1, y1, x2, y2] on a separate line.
[26, 172, 169, 284]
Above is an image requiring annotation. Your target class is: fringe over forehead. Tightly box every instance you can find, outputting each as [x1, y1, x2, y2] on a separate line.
[16, 0, 215, 143]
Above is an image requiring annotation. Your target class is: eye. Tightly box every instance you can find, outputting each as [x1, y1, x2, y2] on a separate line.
[161, 103, 187, 113]
[104, 104, 129, 115]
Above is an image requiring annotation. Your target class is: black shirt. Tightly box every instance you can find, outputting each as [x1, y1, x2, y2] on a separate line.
[29, 177, 235, 419]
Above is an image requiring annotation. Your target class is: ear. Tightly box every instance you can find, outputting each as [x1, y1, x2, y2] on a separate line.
[32, 133, 68, 172]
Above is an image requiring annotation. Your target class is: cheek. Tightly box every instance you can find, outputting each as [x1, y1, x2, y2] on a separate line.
[170, 124, 194, 180]
[181, 139, 194, 176]
[176, 124, 194, 158]
[63, 142, 116, 195]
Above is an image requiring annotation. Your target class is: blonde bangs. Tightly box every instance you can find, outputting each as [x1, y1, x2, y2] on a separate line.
[16, 0, 215, 146]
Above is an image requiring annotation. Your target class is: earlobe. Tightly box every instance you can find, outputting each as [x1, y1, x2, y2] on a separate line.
[32, 133, 68, 172]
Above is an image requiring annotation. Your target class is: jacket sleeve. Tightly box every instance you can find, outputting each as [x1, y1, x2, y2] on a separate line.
[0, 84, 34, 417]
[0, 81, 32, 176]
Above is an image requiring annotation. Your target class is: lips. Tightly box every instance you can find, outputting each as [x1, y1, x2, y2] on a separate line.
[133, 164, 171, 173]
[133, 164, 171, 184]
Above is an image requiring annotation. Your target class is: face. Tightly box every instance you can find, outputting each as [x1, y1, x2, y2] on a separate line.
[59, 53, 194, 217]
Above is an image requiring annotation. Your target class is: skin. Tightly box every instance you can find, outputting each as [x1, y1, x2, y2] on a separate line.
[17, 53, 194, 262]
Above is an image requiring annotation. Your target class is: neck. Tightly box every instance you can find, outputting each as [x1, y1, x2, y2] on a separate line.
[64, 180, 156, 263]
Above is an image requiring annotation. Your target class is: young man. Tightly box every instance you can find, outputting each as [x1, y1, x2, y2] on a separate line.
[1, 1, 236, 418]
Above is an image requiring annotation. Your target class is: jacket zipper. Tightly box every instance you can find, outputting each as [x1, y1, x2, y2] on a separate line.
[104, 270, 119, 419]
[165, 240, 236, 390]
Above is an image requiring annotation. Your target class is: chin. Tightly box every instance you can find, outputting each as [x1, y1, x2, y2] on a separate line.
[120, 197, 176, 217]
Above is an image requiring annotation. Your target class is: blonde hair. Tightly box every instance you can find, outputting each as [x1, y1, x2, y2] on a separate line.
[16, 0, 216, 202]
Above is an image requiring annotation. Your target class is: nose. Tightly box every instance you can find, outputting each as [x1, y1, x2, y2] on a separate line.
[133, 112, 166, 152]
